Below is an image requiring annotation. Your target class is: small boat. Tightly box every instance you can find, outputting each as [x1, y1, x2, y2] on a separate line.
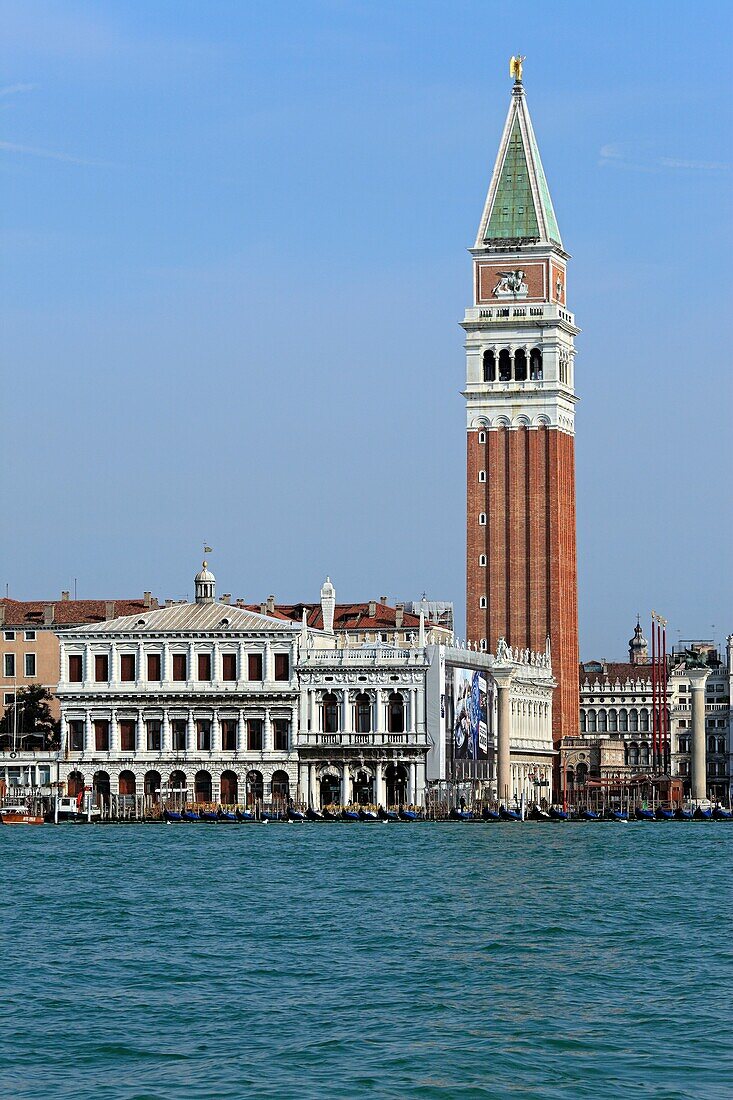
[287, 807, 306, 822]
[499, 806, 522, 821]
[578, 809, 600, 821]
[0, 806, 44, 825]
[449, 808, 473, 821]
[399, 809, 418, 821]
[528, 806, 551, 821]
[634, 808, 655, 821]
[322, 807, 339, 820]
[306, 807, 324, 821]
[712, 807, 733, 821]
[181, 810, 200, 822]
[675, 807, 693, 821]
[694, 807, 712, 821]
[199, 809, 218, 822]
[608, 810, 629, 822]
[261, 811, 284, 822]
[358, 809, 379, 822]
[217, 809, 238, 822]
[549, 807, 569, 821]
[482, 807, 501, 821]
[236, 809, 256, 822]
[163, 809, 183, 822]
[341, 809, 360, 822]
[655, 807, 674, 821]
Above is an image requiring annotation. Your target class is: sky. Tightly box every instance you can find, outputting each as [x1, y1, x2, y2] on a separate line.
[1, 0, 731, 660]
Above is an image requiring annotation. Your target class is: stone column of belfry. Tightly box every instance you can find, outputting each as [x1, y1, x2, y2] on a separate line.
[463, 62, 580, 756]
[688, 667, 710, 802]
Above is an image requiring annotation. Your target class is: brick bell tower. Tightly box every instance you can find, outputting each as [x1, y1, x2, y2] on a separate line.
[463, 58, 580, 748]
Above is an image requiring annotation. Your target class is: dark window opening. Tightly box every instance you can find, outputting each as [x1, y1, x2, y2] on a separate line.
[94, 720, 110, 751]
[119, 720, 136, 752]
[274, 652, 290, 681]
[388, 692, 405, 734]
[94, 654, 109, 683]
[356, 692, 371, 733]
[196, 719, 212, 751]
[221, 719, 237, 751]
[69, 720, 84, 750]
[530, 348, 543, 380]
[68, 655, 83, 683]
[323, 692, 339, 733]
[172, 653, 187, 682]
[171, 719, 186, 751]
[147, 653, 161, 681]
[147, 720, 162, 751]
[483, 350, 496, 382]
[247, 719, 263, 751]
[248, 653, 263, 681]
[197, 653, 212, 681]
[499, 349, 512, 381]
[273, 718, 289, 751]
[222, 653, 237, 681]
[120, 654, 136, 682]
[514, 348, 527, 381]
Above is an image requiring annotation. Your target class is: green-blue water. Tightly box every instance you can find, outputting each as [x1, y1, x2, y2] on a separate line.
[2, 823, 730, 1099]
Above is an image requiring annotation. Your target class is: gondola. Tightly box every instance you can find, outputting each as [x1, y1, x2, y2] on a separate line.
[181, 809, 200, 822]
[655, 807, 674, 821]
[499, 806, 522, 821]
[693, 807, 712, 821]
[358, 809, 379, 822]
[217, 809, 238, 822]
[482, 807, 501, 821]
[261, 811, 285, 822]
[608, 810, 629, 822]
[634, 808, 655, 821]
[236, 808, 256, 822]
[322, 807, 338, 820]
[163, 809, 183, 822]
[199, 809, 218, 822]
[287, 807, 306, 821]
[399, 809, 418, 821]
[449, 808, 473, 821]
[578, 809, 600, 821]
[528, 806, 551, 821]
[306, 807, 325, 821]
[712, 807, 733, 821]
[341, 809, 360, 822]
[549, 807, 569, 821]
[675, 807, 693, 821]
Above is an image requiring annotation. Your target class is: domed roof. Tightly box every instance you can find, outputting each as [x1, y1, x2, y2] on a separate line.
[195, 560, 216, 583]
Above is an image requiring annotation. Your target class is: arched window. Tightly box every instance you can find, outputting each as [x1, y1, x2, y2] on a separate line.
[194, 770, 212, 803]
[385, 763, 408, 806]
[514, 348, 527, 381]
[483, 350, 496, 382]
[618, 709, 628, 732]
[246, 770, 263, 806]
[144, 770, 162, 802]
[478, 513, 487, 525]
[93, 770, 111, 806]
[478, 431, 486, 443]
[708, 735, 716, 753]
[169, 769, 187, 794]
[355, 692, 371, 733]
[608, 709, 618, 732]
[220, 770, 238, 804]
[320, 773, 340, 807]
[322, 692, 339, 733]
[597, 709, 607, 732]
[530, 348, 543, 380]
[629, 708, 638, 732]
[498, 349, 512, 381]
[627, 743, 639, 766]
[580, 711, 586, 732]
[479, 596, 487, 609]
[639, 709, 649, 732]
[587, 710, 596, 733]
[388, 692, 405, 734]
[478, 470, 486, 482]
[575, 763, 588, 786]
[479, 554, 487, 567]
[717, 737, 726, 754]
[118, 770, 136, 797]
[271, 770, 290, 802]
[639, 744, 650, 767]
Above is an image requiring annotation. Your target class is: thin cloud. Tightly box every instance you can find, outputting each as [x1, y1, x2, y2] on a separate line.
[600, 143, 729, 172]
[0, 140, 114, 167]
[0, 83, 37, 97]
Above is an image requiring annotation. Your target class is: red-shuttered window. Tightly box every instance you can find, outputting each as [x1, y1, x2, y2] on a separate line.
[119, 720, 136, 752]
[172, 654, 187, 681]
[68, 655, 83, 683]
[274, 653, 290, 681]
[222, 653, 237, 681]
[120, 654, 135, 682]
[248, 653, 263, 681]
[94, 655, 109, 682]
[197, 653, 212, 681]
[147, 653, 161, 681]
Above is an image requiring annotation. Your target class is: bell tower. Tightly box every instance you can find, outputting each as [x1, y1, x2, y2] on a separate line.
[463, 59, 580, 748]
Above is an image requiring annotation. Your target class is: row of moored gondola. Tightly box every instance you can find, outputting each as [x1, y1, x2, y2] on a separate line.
[446, 805, 733, 822]
[162, 807, 421, 823]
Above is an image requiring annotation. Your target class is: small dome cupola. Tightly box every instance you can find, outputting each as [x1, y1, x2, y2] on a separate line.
[195, 560, 216, 604]
[629, 616, 648, 665]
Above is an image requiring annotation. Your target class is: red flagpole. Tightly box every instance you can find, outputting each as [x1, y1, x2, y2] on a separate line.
[662, 621, 668, 771]
[651, 614, 657, 770]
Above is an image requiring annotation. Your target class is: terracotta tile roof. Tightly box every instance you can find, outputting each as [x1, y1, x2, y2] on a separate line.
[248, 601, 426, 631]
[0, 598, 158, 627]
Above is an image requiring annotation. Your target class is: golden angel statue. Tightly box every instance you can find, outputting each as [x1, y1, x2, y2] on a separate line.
[510, 55, 525, 82]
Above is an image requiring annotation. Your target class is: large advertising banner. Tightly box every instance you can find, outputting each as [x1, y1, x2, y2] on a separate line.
[453, 667, 495, 762]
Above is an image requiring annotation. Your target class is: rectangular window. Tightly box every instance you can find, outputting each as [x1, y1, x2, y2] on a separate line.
[197, 653, 212, 681]
[68, 654, 83, 683]
[120, 654, 136, 682]
[24, 653, 36, 677]
[119, 720, 136, 752]
[247, 718, 263, 751]
[248, 653, 263, 681]
[273, 718, 289, 751]
[197, 719, 211, 751]
[171, 719, 186, 751]
[147, 653, 161, 681]
[94, 654, 109, 682]
[24, 631, 36, 641]
[222, 653, 237, 681]
[3, 630, 15, 641]
[94, 720, 110, 751]
[221, 718, 237, 751]
[147, 720, 162, 751]
[3, 653, 15, 677]
[172, 653, 187, 681]
[69, 720, 84, 751]
[3, 691, 13, 705]
[274, 653, 290, 682]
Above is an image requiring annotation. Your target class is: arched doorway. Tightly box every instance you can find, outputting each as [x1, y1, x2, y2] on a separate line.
[220, 770, 238, 805]
[271, 770, 290, 806]
[388, 693, 405, 734]
[93, 770, 111, 807]
[320, 773, 340, 807]
[353, 769, 374, 805]
[246, 770, 263, 807]
[118, 770, 136, 797]
[67, 771, 84, 798]
[168, 770, 187, 807]
[194, 770, 212, 804]
[385, 763, 407, 806]
[144, 770, 162, 803]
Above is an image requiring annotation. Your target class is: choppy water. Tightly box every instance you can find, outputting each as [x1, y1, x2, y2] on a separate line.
[1, 822, 731, 1099]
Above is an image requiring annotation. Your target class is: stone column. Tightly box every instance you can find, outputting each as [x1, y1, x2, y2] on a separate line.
[161, 711, 170, 753]
[342, 691, 352, 734]
[494, 668, 515, 806]
[211, 711, 221, 754]
[376, 688, 386, 734]
[84, 712, 93, 752]
[187, 709, 195, 754]
[263, 712, 273, 752]
[408, 760, 416, 805]
[689, 667, 710, 802]
[237, 709, 245, 753]
[137, 708, 145, 754]
[162, 642, 171, 683]
[137, 642, 145, 686]
[341, 762, 350, 806]
[374, 760, 384, 807]
[264, 641, 272, 682]
[309, 763, 317, 807]
[110, 709, 119, 753]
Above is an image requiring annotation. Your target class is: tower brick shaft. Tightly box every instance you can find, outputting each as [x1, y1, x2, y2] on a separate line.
[463, 71, 579, 748]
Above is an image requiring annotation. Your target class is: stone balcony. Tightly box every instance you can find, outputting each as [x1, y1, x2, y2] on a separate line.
[297, 731, 428, 748]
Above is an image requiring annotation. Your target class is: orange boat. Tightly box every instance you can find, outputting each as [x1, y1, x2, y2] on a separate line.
[0, 807, 44, 826]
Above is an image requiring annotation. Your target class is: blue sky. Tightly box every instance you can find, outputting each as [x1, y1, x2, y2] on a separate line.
[1, 0, 731, 658]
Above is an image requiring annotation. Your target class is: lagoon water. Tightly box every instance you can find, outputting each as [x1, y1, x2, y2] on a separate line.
[1, 823, 730, 1099]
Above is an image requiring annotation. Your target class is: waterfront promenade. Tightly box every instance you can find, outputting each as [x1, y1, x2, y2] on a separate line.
[1, 825, 728, 1099]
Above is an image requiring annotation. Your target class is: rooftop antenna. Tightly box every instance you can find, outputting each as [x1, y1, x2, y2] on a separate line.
[73, 578, 77, 600]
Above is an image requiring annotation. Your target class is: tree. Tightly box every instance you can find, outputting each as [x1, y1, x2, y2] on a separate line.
[0, 684, 61, 749]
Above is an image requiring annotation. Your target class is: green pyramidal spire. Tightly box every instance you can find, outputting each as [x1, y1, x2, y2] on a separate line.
[477, 78, 562, 249]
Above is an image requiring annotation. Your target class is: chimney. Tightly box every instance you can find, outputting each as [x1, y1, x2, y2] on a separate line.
[165, 599, 174, 607]
[44, 604, 55, 626]
[220, 593, 231, 605]
[61, 590, 70, 601]
[143, 591, 152, 609]
[266, 595, 276, 615]
[395, 602, 404, 629]
[320, 577, 336, 634]
[380, 595, 388, 605]
[235, 598, 246, 607]
[105, 601, 115, 620]
[368, 600, 376, 618]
